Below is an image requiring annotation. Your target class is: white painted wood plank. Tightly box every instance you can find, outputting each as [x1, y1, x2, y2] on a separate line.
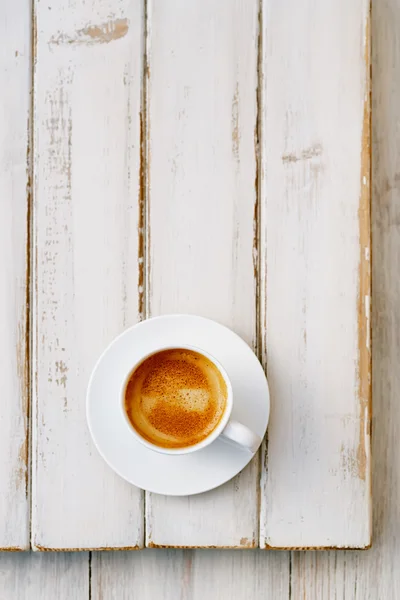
[292, 0, 400, 595]
[91, 549, 290, 599]
[0, 553, 89, 599]
[32, 0, 145, 549]
[0, 0, 31, 550]
[260, 0, 371, 548]
[145, 0, 260, 548]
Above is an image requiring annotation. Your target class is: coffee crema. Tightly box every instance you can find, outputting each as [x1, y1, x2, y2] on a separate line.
[124, 349, 228, 449]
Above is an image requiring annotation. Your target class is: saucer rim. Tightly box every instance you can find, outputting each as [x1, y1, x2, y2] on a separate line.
[86, 314, 270, 496]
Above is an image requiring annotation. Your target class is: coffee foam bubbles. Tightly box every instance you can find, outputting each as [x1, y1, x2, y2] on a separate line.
[124, 349, 227, 449]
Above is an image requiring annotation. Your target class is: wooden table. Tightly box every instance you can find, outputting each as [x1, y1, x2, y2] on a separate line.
[1, 0, 399, 597]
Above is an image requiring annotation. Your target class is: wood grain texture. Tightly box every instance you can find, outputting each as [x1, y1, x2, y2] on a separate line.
[32, 0, 145, 549]
[260, 0, 372, 549]
[291, 552, 359, 598]
[2, 0, 400, 597]
[0, 0, 31, 550]
[145, 0, 260, 548]
[91, 549, 290, 600]
[292, 0, 400, 596]
[0, 553, 88, 600]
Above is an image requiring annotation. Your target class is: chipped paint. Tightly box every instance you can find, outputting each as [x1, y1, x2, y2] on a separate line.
[356, 9, 371, 483]
[282, 144, 323, 163]
[34, 544, 141, 552]
[32, 0, 38, 511]
[138, 112, 146, 320]
[239, 536, 256, 548]
[15, 440, 28, 492]
[146, 542, 255, 549]
[13, 112, 34, 500]
[16, 319, 29, 497]
[253, 1, 262, 356]
[231, 82, 240, 163]
[340, 444, 359, 479]
[253, 148, 260, 358]
[55, 359, 68, 389]
[256, 0, 266, 367]
[253, 121, 260, 286]
[141, 36, 151, 320]
[262, 543, 371, 551]
[49, 18, 129, 46]
[55, 360, 68, 373]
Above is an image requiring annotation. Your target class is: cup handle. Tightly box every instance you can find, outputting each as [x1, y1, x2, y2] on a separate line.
[220, 420, 262, 454]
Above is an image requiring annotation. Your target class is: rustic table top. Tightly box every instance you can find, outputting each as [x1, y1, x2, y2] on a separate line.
[1, 0, 398, 598]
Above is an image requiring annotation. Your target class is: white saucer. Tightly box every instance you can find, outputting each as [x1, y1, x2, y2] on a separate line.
[87, 315, 270, 496]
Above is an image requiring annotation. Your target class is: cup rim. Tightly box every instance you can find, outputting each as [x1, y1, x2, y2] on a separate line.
[120, 344, 233, 455]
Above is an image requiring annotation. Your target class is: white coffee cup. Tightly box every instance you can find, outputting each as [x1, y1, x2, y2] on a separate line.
[121, 344, 262, 456]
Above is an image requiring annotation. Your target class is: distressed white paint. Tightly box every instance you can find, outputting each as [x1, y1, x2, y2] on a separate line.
[0, 553, 89, 600]
[293, 0, 400, 594]
[0, 0, 31, 550]
[91, 550, 290, 599]
[145, 0, 260, 548]
[4, 1, 400, 598]
[260, 0, 371, 548]
[32, 0, 145, 549]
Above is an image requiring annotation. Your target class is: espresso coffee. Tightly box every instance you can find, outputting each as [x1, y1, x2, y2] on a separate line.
[124, 349, 228, 449]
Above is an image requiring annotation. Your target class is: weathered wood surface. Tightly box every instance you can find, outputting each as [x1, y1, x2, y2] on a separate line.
[32, 0, 145, 549]
[144, 0, 261, 548]
[0, 0, 31, 550]
[259, 0, 372, 549]
[0, 0, 385, 583]
[0, 553, 88, 600]
[291, 0, 400, 594]
[1, 0, 400, 596]
[88, 3, 400, 599]
[91, 550, 290, 599]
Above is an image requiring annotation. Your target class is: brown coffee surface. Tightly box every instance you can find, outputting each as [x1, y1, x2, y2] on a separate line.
[124, 349, 227, 448]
